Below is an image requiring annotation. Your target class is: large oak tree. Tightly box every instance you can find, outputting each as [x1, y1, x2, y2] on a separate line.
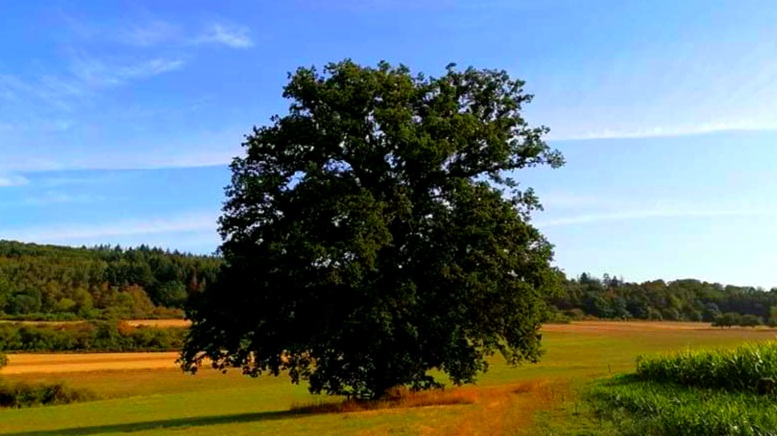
[180, 60, 564, 399]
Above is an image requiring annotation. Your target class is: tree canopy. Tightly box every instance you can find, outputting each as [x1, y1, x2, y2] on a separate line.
[0, 240, 220, 320]
[552, 273, 777, 325]
[181, 60, 564, 399]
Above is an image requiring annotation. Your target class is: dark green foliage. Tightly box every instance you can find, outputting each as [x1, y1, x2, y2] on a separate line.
[712, 312, 742, 327]
[636, 342, 777, 395]
[0, 380, 97, 408]
[0, 240, 220, 320]
[551, 274, 777, 322]
[590, 344, 777, 435]
[182, 60, 563, 399]
[739, 314, 763, 327]
[0, 321, 185, 352]
[589, 376, 777, 436]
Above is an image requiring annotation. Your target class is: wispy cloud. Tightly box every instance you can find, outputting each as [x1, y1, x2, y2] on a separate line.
[0, 53, 181, 128]
[0, 174, 29, 187]
[305, 0, 451, 11]
[548, 121, 777, 141]
[0, 73, 86, 111]
[21, 192, 105, 206]
[120, 20, 180, 46]
[38, 172, 133, 188]
[539, 192, 606, 209]
[6, 211, 218, 243]
[68, 54, 185, 88]
[195, 23, 253, 48]
[0, 128, 243, 172]
[536, 208, 777, 228]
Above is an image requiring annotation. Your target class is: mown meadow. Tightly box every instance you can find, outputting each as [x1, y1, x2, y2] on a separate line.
[0, 321, 775, 435]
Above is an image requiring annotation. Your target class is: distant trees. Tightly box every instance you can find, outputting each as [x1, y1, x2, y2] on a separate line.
[551, 274, 777, 325]
[0, 321, 186, 352]
[711, 313, 763, 328]
[0, 241, 220, 320]
[5, 239, 777, 328]
[712, 313, 742, 328]
[739, 314, 764, 327]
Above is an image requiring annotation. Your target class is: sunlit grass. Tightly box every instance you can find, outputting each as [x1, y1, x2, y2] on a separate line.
[1, 321, 775, 435]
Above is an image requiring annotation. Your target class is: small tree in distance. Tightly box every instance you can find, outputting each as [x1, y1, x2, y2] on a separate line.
[180, 60, 564, 399]
[713, 312, 742, 328]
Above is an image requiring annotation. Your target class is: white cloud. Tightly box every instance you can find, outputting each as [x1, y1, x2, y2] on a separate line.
[6, 211, 219, 244]
[121, 20, 180, 46]
[69, 54, 184, 87]
[0, 126, 244, 172]
[0, 73, 85, 111]
[536, 208, 777, 228]
[0, 174, 29, 187]
[21, 192, 104, 206]
[196, 23, 253, 48]
[38, 173, 131, 187]
[547, 121, 777, 141]
[539, 192, 605, 209]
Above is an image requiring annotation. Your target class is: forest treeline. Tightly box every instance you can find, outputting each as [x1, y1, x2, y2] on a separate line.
[2, 240, 777, 325]
[0, 321, 186, 352]
[0, 240, 220, 320]
[550, 273, 777, 325]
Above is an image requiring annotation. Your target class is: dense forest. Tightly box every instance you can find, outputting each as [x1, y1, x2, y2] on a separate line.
[0, 240, 220, 320]
[550, 273, 777, 325]
[1, 240, 776, 325]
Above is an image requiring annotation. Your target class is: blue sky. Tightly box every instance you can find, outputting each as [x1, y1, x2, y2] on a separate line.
[2, 1, 777, 287]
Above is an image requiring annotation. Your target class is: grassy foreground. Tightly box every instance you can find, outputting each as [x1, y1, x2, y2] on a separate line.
[1, 322, 774, 435]
[589, 341, 777, 435]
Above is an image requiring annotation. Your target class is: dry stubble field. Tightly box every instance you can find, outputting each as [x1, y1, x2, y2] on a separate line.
[1, 321, 775, 435]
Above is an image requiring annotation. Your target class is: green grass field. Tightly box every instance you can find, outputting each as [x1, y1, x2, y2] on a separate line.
[1, 322, 774, 435]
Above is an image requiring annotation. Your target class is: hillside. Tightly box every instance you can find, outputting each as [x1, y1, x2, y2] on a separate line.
[551, 273, 777, 324]
[0, 240, 221, 320]
[2, 239, 776, 325]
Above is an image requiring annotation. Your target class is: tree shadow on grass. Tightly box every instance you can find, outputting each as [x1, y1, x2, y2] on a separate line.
[0, 409, 311, 436]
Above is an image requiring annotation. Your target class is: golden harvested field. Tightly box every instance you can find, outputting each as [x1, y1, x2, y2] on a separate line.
[543, 320, 718, 332]
[2, 321, 776, 435]
[2, 352, 181, 374]
[0, 318, 190, 328]
[3, 321, 769, 377]
[123, 319, 190, 328]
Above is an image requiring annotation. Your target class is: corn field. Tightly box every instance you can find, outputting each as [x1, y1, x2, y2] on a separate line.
[636, 341, 777, 394]
[589, 376, 777, 436]
[589, 341, 777, 435]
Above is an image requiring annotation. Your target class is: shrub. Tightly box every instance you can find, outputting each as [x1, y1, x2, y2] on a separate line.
[739, 314, 763, 327]
[712, 312, 742, 327]
[0, 321, 186, 352]
[563, 308, 586, 320]
[0, 380, 96, 408]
